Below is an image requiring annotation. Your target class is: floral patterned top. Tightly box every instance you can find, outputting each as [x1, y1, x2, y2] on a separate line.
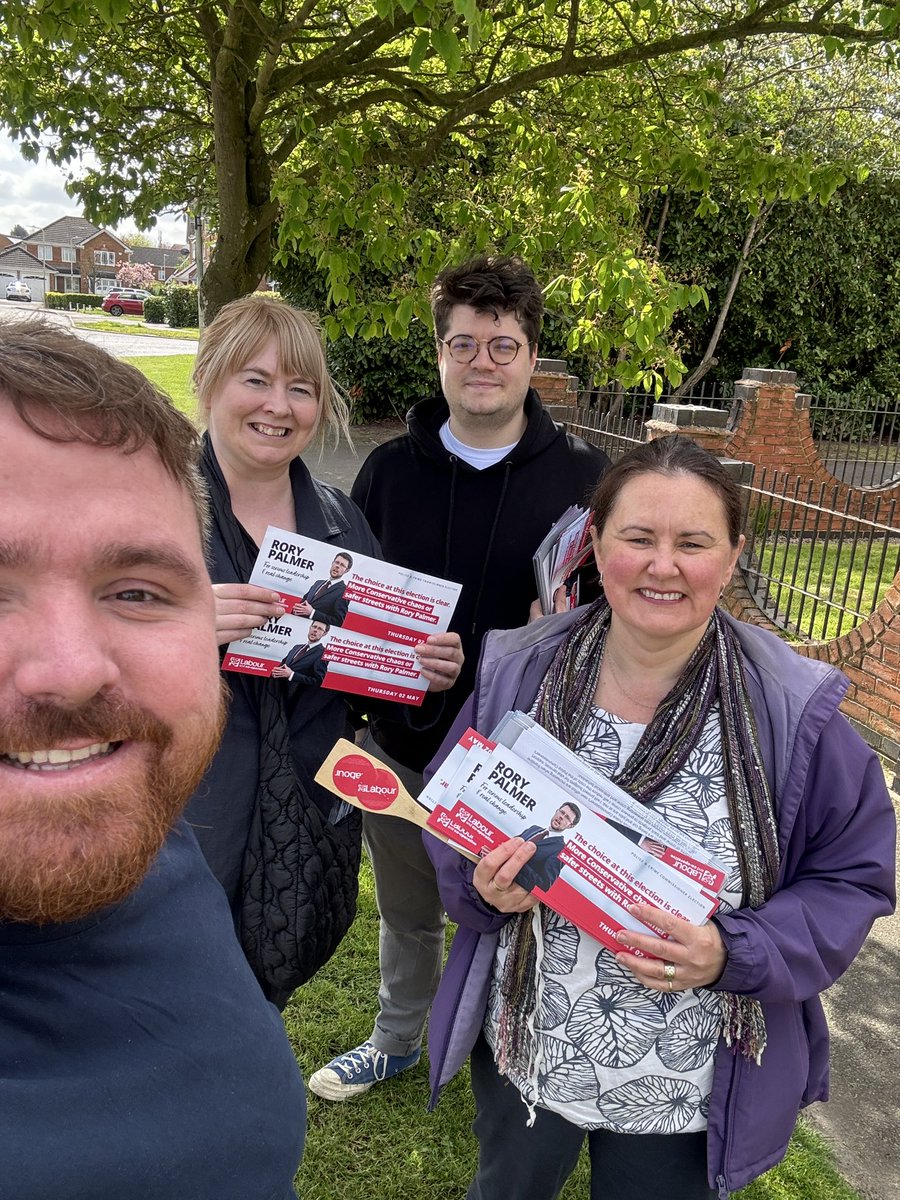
[485, 706, 741, 1133]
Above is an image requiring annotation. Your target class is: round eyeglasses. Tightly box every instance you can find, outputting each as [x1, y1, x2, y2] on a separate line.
[438, 334, 528, 365]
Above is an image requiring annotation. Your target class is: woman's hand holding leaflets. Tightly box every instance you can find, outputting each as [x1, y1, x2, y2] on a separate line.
[473, 838, 541, 914]
[615, 902, 728, 992]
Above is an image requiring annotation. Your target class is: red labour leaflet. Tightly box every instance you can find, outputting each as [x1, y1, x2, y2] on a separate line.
[221, 525, 461, 705]
[419, 717, 725, 957]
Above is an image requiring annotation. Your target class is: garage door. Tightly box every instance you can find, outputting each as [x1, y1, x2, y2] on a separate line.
[0, 273, 44, 303]
[24, 275, 46, 303]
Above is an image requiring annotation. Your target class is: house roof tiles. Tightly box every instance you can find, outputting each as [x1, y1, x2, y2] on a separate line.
[0, 245, 46, 271]
[26, 215, 129, 249]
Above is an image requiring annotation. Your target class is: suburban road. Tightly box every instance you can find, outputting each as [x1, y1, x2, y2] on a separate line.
[0, 299, 197, 356]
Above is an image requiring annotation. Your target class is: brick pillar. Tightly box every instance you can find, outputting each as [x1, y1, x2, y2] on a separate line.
[532, 358, 580, 420]
[643, 402, 731, 454]
[725, 368, 815, 475]
[723, 367, 900, 521]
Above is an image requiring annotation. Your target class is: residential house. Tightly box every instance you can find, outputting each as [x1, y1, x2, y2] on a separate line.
[21, 217, 131, 296]
[131, 244, 189, 284]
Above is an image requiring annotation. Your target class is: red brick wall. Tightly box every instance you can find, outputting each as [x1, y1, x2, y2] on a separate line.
[532, 369, 579, 408]
[722, 377, 898, 523]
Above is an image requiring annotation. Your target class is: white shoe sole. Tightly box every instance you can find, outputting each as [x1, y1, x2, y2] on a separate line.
[307, 1067, 377, 1102]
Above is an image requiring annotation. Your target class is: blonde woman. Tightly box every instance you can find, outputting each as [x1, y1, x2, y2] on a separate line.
[185, 296, 461, 1007]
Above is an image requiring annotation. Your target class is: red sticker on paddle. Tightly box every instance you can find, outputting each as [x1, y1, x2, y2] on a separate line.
[331, 754, 372, 798]
[356, 766, 399, 811]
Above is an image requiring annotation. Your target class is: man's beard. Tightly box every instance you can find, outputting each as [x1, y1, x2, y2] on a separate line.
[0, 689, 226, 925]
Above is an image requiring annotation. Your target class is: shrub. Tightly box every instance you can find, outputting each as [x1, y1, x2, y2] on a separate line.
[44, 291, 102, 310]
[165, 284, 199, 328]
[144, 295, 167, 324]
[328, 322, 439, 424]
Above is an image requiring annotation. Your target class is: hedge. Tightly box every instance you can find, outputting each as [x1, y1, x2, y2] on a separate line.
[144, 295, 167, 324]
[165, 284, 200, 328]
[44, 291, 102, 310]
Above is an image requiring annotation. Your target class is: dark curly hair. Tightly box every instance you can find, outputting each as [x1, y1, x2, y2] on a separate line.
[430, 254, 544, 347]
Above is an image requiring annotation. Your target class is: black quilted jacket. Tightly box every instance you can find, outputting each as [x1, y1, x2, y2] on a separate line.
[185, 451, 380, 997]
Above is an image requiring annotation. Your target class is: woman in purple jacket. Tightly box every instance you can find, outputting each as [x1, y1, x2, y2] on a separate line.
[425, 436, 895, 1200]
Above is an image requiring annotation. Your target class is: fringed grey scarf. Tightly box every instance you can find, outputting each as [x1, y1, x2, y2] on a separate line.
[495, 598, 780, 1080]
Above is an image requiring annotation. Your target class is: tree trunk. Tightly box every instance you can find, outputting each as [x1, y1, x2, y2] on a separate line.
[201, 23, 279, 324]
[654, 193, 670, 258]
[670, 203, 768, 401]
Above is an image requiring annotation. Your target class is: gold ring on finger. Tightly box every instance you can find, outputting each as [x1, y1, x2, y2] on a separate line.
[663, 961, 676, 982]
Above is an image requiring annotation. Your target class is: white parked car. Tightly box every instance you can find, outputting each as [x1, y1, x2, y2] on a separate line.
[5, 280, 31, 302]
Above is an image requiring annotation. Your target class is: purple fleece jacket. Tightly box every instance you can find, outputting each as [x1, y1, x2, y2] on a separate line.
[424, 610, 896, 1198]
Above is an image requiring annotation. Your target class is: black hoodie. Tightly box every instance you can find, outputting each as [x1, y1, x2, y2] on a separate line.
[350, 387, 610, 769]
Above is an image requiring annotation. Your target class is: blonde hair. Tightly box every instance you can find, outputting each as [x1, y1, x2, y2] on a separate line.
[193, 294, 350, 446]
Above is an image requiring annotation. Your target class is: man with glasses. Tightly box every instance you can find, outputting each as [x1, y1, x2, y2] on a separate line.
[309, 254, 609, 1102]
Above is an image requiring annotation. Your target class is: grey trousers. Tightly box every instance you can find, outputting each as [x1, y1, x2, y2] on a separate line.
[359, 729, 447, 1058]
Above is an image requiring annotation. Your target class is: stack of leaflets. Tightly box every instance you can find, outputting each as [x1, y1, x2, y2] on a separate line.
[532, 505, 595, 616]
[221, 525, 461, 705]
[418, 711, 726, 958]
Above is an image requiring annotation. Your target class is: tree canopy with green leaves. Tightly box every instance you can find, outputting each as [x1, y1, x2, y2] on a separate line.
[2, 0, 898, 384]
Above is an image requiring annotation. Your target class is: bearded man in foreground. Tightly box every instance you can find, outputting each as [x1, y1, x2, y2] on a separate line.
[0, 320, 305, 1199]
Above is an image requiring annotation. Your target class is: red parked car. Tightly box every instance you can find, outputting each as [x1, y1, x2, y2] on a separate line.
[101, 289, 152, 316]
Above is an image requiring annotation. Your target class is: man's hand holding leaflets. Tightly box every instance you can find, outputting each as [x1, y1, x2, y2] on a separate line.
[316, 710, 727, 961]
[532, 505, 595, 616]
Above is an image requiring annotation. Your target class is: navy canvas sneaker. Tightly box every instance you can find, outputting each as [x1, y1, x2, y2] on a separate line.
[308, 1040, 421, 1101]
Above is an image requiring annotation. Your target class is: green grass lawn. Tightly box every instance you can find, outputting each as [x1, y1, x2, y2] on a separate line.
[287, 860, 861, 1200]
[72, 317, 199, 339]
[122, 354, 197, 417]
[754, 537, 899, 641]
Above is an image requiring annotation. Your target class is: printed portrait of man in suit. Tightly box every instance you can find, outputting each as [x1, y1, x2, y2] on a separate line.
[515, 801, 582, 893]
[270, 620, 330, 687]
[291, 552, 353, 626]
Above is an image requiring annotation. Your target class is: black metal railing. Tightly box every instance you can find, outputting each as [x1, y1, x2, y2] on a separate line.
[581, 381, 733, 428]
[739, 469, 898, 641]
[570, 411, 899, 642]
[808, 393, 900, 488]
[565, 407, 646, 461]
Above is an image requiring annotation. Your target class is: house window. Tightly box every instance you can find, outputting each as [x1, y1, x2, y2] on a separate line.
[61, 247, 77, 262]
[38, 245, 53, 260]
[158, 268, 166, 280]
[94, 250, 116, 266]
[62, 277, 81, 292]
